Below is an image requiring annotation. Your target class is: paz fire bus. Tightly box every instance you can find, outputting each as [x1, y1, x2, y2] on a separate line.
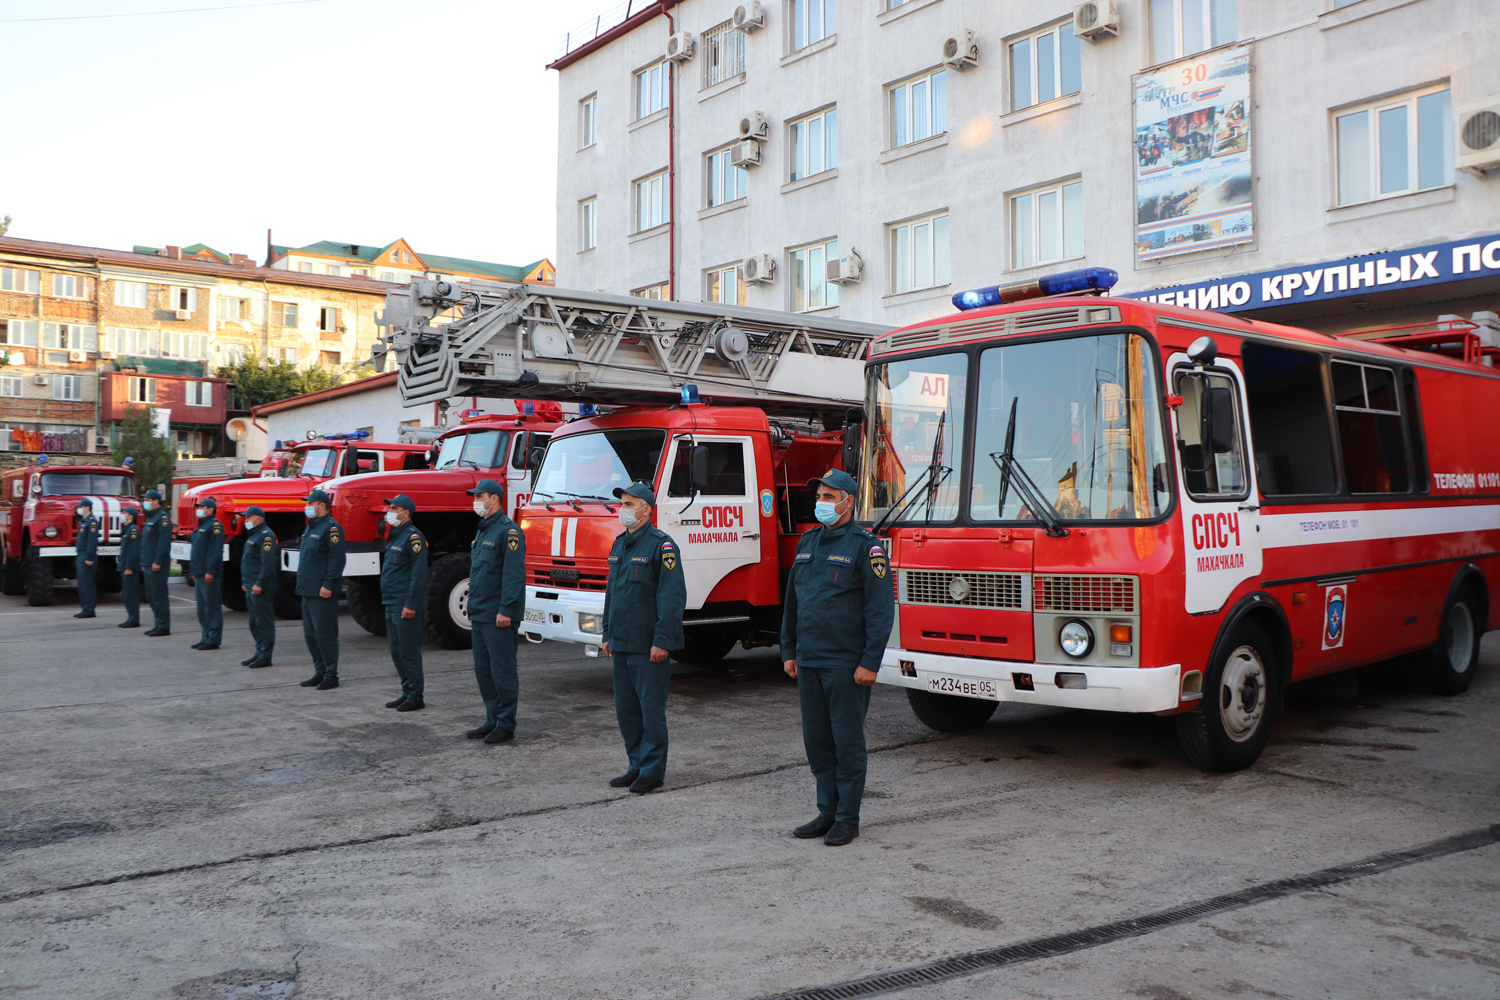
[863, 267, 1495, 771]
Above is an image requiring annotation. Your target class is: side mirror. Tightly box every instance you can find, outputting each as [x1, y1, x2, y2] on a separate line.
[1201, 385, 1238, 455]
[528, 446, 544, 470]
[842, 423, 863, 479]
[342, 448, 358, 477]
[690, 445, 709, 492]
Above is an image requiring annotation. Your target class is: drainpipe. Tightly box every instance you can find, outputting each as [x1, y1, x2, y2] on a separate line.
[665, 1, 677, 300]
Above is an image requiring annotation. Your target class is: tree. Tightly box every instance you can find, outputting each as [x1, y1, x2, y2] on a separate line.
[0, 214, 10, 237]
[111, 406, 176, 494]
[216, 352, 345, 409]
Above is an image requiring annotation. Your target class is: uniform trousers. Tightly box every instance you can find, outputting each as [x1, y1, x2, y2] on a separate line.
[246, 589, 276, 661]
[470, 619, 518, 735]
[612, 650, 671, 781]
[121, 569, 140, 625]
[194, 577, 223, 645]
[144, 566, 170, 630]
[797, 665, 872, 825]
[385, 606, 425, 699]
[301, 595, 340, 679]
[75, 555, 96, 614]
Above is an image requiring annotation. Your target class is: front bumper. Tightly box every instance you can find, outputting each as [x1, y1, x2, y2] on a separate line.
[522, 586, 605, 646]
[171, 541, 230, 562]
[279, 549, 380, 575]
[878, 648, 1184, 714]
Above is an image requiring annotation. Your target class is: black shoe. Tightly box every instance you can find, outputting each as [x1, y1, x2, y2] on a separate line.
[242, 656, 259, 666]
[482, 727, 514, 744]
[299, 675, 323, 687]
[824, 822, 860, 846]
[793, 815, 836, 840]
[190, 642, 205, 650]
[199, 644, 220, 650]
[629, 777, 663, 794]
[385, 696, 408, 709]
[316, 676, 339, 690]
[119, 622, 140, 629]
[609, 770, 640, 788]
[147, 628, 170, 637]
[247, 659, 272, 668]
[73, 612, 95, 619]
[465, 723, 496, 739]
[396, 698, 425, 712]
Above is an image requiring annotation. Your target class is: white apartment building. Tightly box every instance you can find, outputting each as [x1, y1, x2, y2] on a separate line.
[551, 0, 1500, 335]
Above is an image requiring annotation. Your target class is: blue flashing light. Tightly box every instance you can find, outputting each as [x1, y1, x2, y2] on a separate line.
[38, 454, 48, 464]
[523, 401, 535, 416]
[347, 430, 371, 439]
[578, 402, 597, 417]
[680, 384, 700, 404]
[952, 267, 1119, 311]
[124, 456, 134, 467]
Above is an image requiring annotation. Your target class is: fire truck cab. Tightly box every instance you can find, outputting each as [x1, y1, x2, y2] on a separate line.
[0, 461, 141, 606]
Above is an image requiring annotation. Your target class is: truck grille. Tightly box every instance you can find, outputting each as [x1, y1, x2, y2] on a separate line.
[901, 570, 1025, 609]
[1033, 574, 1138, 614]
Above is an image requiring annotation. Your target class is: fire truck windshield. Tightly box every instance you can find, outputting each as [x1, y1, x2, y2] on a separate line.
[860, 352, 968, 523]
[434, 429, 507, 470]
[41, 473, 133, 497]
[287, 447, 342, 479]
[532, 429, 666, 501]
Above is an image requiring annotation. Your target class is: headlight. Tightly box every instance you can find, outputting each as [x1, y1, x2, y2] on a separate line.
[1059, 619, 1094, 658]
[43, 525, 59, 538]
[578, 613, 603, 635]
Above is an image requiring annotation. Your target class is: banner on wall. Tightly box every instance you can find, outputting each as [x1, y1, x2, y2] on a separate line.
[1134, 44, 1253, 261]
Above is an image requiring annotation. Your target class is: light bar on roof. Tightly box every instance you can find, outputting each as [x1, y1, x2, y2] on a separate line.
[952, 267, 1119, 311]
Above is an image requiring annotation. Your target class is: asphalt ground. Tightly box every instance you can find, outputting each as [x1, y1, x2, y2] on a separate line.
[1, 579, 1497, 1000]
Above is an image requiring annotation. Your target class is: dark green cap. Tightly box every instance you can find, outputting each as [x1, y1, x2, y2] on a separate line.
[466, 479, 504, 496]
[612, 481, 656, 505]
[384, 494, 416, 512]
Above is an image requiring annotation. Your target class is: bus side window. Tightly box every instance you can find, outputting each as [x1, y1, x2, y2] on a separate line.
[1402, 369, 1429, 492]
[1175, 371, 1247, 499]
[1242, 343, 1338, 497]
[1332, 361, 1408, 494]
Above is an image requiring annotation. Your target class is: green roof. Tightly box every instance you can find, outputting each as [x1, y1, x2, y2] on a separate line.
[112, 357, 210, 377]
[273, 239, 548, 280]
[133, 243, 230, 263]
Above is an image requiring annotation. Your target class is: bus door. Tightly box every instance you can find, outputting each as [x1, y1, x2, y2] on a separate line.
[1171, 354, 1263, 614]
[661, 435, 761, 609]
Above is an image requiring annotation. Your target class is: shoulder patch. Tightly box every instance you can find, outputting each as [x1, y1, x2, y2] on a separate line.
[870, 545, 884, 556]
[411, 536, 423, 552]
[212, 522, 222, 534]
[329, 529, 341, 544]
[263, 538, 273, 552]
[662, 541, 674, 550]
[662, 551, 677, 571]
[507, 531, 519, 551]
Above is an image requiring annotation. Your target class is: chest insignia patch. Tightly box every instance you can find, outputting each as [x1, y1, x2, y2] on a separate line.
[827, 553, 852, 565]
[794, 552, 812, 562]
[662, 552, 676, 571]
[630, 555, 650, 564]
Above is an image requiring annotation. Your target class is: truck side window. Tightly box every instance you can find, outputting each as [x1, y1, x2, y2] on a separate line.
[1241, 343, 1337, 497]
[401, 453, 427, 471]
[1331, 360, 1409, 494]
[666, 441, 746, 497]
[1174, 370, 1247, 499]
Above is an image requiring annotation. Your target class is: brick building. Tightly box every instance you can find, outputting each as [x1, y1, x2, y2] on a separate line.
[266, 235, 555, 287]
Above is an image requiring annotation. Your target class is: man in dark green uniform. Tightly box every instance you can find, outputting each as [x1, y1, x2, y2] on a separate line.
[141, 489, 172, 636]
[117, 506, 141, 629]
[72, 497, 99, 619]
[296, 489, 345, 690]
[782, 469, 895, 846]
[464, 478, 525, 744]
[600, 481, 686, 794]
[380, 494, 428, 711]
[185, 495, 224, 650]
[239, 505, 278, 667]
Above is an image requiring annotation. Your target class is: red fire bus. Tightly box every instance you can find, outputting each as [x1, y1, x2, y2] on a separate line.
[863, 267, 1493, 771]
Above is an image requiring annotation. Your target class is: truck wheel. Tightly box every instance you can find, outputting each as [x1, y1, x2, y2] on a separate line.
[671, 628, 738, 665]
[2, 554, 25, 596]
[220, 556, 246, 612]
[273, 575, 302, 620]
[1176, 620, 1279, 772]
[425, 553, 473, 650]
[1421, 587, 1482, 696]
[906, 688, 999, 732]
[346, 578, 387, 637]
[24, 548, 54, 607]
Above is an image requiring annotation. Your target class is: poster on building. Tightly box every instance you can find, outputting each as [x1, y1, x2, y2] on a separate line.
[1134, 44, 1252, 261]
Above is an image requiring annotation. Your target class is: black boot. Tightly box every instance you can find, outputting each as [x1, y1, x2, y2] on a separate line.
[385, 696, 408, 709]
[299, 675, 322, 687]
[396, 698, 425, 712]
[609, 770, 640, 788]
[241, 656, 259, 666]
[793, 815, 836, 839]
[315, 676, 339, 690]
[823, 822, 860, 847]
[628, 777, 663, 794]
[465, 723, 496, 739]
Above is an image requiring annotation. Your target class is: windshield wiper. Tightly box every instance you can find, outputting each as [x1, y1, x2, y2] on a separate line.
[530, 490, 559, 512]
[872, 412, 952, 536]
[989, 397, 1068, 538]
[559, 491, 618, 512]
[458, 458, 479, 469]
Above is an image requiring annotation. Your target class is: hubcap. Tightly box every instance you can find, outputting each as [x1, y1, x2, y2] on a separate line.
[1218, 644, 1266, 742]
[1446, 601, 1474, 674]
[449, 577, 472, 631]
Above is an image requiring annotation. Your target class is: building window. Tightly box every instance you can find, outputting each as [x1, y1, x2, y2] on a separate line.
[1010, 21, 1081, 111]
[1336, 86, 1452, 206]
[636, 61, 668, 120]
[1150, 0, 1237, 62]
[402, 251, 412, 264]
[128, 376, 156, 404]
[351, 268, 368, 277]
[791, 239, 839, 312]
[379, 271, 396, 282]
[0, 375, 21, 397]
[320, 350, 342, 367]
[42, 323, 98, 351]
[1012, 180, 1083, 269]
[222, 343, 248, 365]
[792, 0, 835, 49]
[635, 171, 668, 232]
[790, 108, 838, 180]
[890, 213, 951, 293]
[218, 297, 250, 321]
[318, 306, 340, 333]
[170, 287, 197, 312]
[53, 375, 83, 401]
[184, 381, 212, 407]
[1, 267, 40, 293]
[707, 148, 748, 206]
[0, 319, 39, 347]
[162, 331, 209, 360]
[272, 302, 299, 327]
[298, 262, 314, 273]
[51, 274, 91, 299]
[109, 327, 158, 357]
[631, 283, 671, 300]
[280, 347, 298, 363]
[113, 281, 149, 308]
[580, 95, 598, 147]
[707, 265, 747, 305]
[890, 69, 947, 148]
[580, 198, 598, 250]
[703, 20, 745, 87]
[324, 264, 341, 277]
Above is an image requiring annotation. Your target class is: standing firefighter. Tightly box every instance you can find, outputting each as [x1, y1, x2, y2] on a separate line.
[72, 498, 99, 619]
[141, 489, 171, 636]
[296, 489, 346, 690]
[600, 482, 686, 795]
[239, 506, 278, 668]
[186, 495, 224, 650]
[380, 494, 428, 712]
[464, 479, 525, 744]
[117, 507, 141, 629]
[781, 469, 895, 846]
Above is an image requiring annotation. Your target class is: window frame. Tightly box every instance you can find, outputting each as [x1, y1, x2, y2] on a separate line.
[271, 301, 300, 328]
[633, 170, 669, 233]
[631, 282, 671, 300]
[184, 381, 213, 407]
[1172, 367, 1251, 501]
[1010, 179, 1084, 271]
[1334, 85, 1452, 207]
[1, 267, 41, 294]
[580, 197, 598, 251]
[889, 212, 951, 294]
[0, 375, 22, 397]
[1, 319, 40, 347]
[789, 106, 838, 181]
[52, 374, 83, 402]
[706, 145, 749, 206]
[580, 94, 598, 148]
[1008, 19, 1081, 112]
[113, 281, 149, 309]
[789, 238, 840, 313]
[703, 20, 745, 88]
[706, 264, 746, 306]
[888, 68, 947, 149]
[790, 0, 836, 50]
[635, 60, 668, 120]
[50, 274, 91, 299]
[1150, 0, 1238, 63]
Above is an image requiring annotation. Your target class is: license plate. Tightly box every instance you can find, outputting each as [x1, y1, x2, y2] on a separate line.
[169, 541, 190, 561]
[926, 673, 999, 700]
[523, 609, 544, 624]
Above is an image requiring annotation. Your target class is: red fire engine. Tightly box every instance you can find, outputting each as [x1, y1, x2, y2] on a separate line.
[864, 267, 1495, 771]
[0, 459, 141, 606]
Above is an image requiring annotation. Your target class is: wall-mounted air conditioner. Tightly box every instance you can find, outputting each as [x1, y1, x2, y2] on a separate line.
[729, 139, 762, 167]
[32, 374, 49, 385]
[743, 253, 777, 284]
[826, 250, 864, 285]
[739, 111, 770, 140]
[1074, 0, 1119, 40]
[943, 30, 979, 71]
[174, 308, 191, 321]
[665, 31, 695, 62]
[733, 2, 765, 32]
[1456, 99, 1500, 173]
[101, 350, 118, 360]
[68, 350, 86, 363]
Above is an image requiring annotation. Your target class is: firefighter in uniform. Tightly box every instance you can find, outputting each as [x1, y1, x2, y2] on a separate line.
[296, 489, 346, 690]
[141, 489, 172, 636]
[464, 479, 525, 744]
[380, 494, 428, 711]
[781, 469, 895, 846]
[600, 481, 686, 794]
[72, 498, 99, 619]
[239, 505, 278, 667]
[185, 495, 224, 649]
[117, 505, 142, 628]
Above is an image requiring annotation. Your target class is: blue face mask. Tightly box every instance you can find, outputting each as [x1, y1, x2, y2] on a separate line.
[814, 500, 843, 526]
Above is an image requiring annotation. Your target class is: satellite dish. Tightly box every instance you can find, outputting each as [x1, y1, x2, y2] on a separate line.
[225, 417, 251, 442]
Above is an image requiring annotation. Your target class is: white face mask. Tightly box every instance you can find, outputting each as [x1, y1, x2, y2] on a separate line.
[384, 510, 401, 527]
[144, 500, 157, 511]
[246, 518, 263, 530]
[472, 499, 490, 517]
[619, 506, 641, 529]
[196, 507, 210, 518]
[76, 507, 88, 518]
[304, 505, 317, 518]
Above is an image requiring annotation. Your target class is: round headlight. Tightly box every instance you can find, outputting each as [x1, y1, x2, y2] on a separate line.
[1059, 619, 1094, 658]
[43, 525, 59, 538]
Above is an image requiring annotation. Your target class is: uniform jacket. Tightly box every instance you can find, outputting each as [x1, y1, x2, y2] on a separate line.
[118, 516, 141, 572]
[781, 520, 895, 672]
[75, 514, 99, 562]
[142, 508, 171, 568]
[295, 514, 347, 597]
[466, 511, 524, 619]
[380, 520, 429, 610]
[241, 523, 279, 592]
[602, 524, 686, 653]
[188, 513, 225, 576]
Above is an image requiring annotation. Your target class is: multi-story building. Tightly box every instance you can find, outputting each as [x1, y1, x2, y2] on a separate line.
[550, 0, 1500, 335]
[266, 236, 556, 287]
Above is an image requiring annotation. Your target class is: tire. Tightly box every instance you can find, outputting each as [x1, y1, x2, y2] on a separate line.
[1421, 587, 1482, 696]
[425, 552, 473, 650]
[346, 577, 387, 637]
[273, 575, 302, 620]
[24, 548, 54, 607]
[220, 554, 246, 612]
[906, 688, 1000, 732]
[0, 554, 23, 596]
[671, 627, 738, 665]
[1177, 620, 1279, 772]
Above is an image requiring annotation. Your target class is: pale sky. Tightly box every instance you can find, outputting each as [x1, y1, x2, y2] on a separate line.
[0, 0, 617, 268]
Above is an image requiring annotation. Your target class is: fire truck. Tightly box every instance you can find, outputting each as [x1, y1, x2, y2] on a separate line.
[0, 460, 141, 606]
[173, 433, 429, 617]
[370, 279, 886, 658]
[861, 266, 1498, 771]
